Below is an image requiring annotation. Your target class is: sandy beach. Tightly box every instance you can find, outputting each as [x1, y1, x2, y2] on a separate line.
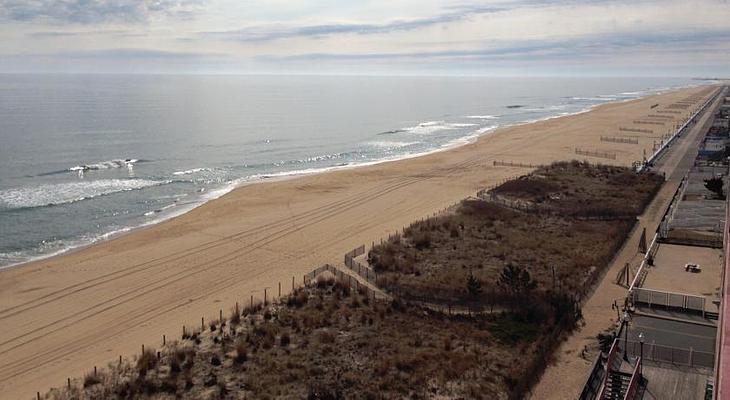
[0, 85, 719, 399]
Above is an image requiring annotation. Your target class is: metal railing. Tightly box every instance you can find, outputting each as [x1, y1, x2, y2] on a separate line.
[597, 340, 622, 399]
[628, 233, 658, 294]
[630, 287, 706, 316]
[624, 357, 642, 400]
[618, 339, 714, 369]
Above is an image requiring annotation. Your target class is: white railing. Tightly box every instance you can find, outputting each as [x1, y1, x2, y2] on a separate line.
[628, 233, 658, 293]
[631, 287, 706, 316]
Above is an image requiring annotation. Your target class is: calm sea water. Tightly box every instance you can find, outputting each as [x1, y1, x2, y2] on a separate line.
[0, 75, 695, 267]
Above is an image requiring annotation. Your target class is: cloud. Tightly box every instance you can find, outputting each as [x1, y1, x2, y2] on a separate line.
[27, 29, 131, 38]
[0, 0, 206, 24]
[258, 29, 730, 63]
[200, 6, 506, 42]
[55, 48, 227, 60]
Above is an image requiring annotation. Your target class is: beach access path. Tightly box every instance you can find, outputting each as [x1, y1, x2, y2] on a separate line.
[530, 85, 726, 399]
[0, 85, 718, 399]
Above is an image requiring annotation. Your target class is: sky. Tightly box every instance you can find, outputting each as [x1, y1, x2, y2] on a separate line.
[0, 0, 729, 76]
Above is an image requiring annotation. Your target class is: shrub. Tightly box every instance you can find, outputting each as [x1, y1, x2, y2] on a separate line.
[234, 340, 247, 364]
[136, 348, 158, 376]
[280, 332, 291, 347]
[230, 307, 241, 326]
[413, 231, 432, 250]
[211, 354, 221, 366]
[83, 372, 101, 388]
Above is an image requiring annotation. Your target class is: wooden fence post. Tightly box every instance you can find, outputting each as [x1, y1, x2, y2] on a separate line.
[292, 276, 295, 291]
[279, 282, 281, 298]
[201, 317, 204, 330]
[163, 334, 166, 346]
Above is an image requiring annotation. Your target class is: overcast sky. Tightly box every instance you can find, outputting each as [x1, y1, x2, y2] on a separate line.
[1, 0, 729, 75]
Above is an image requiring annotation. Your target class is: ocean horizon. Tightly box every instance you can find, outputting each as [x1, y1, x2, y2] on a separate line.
[0, 74, 698, 267]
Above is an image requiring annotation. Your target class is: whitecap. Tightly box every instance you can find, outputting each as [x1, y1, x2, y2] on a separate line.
[402, 121, 456, 135]
[0, 179, 169, 210]
[172, 167, 211, 176]
[367, 141, 419, 149]
[465, 115, 498, 120]
[69, 159, 139, 172]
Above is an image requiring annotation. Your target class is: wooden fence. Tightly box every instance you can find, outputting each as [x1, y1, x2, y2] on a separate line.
[600, 136, 639, 144]
[633, 120, 665, 125]
[575, 148, 617, 160]
[492, 160, 543, 168]
[619, 127, 653, 134]
[304, 263, 389, 301]
[344, 245, 378, 285]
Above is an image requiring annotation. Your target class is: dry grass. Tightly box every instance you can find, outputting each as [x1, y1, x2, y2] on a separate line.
[45, 283, 517, 399]
[369, 162, 661, 306]
[42, 162, 662, 400]
[491, 161, 663, 218]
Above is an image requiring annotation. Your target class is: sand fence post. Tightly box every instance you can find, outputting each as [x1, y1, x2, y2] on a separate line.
[292, 276, 295, 291]
[163, 334, 166, 346]
[119, 355, 122, 366]
[67, 377, 71, 389]
[219, 309, 223, 322]
[37, 392, 41, 400]
[142, 344, 145, 354]
[201, 317, 204, 331]
[94, 366, 97, 377]
[264, 288, 268, 305]
[250, 295, 253, 309]
[279, 282, 281, 298]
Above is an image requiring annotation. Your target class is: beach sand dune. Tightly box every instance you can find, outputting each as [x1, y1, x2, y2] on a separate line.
[0, 85, 718, 399]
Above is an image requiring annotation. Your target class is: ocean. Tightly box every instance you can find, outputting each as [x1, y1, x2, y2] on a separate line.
[0, 74, 696, 267]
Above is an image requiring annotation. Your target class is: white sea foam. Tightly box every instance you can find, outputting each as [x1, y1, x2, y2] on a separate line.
[69, 159, 138, 172]
[465, 115, 498, 119]
[367, 141, 419, 149]
[172, 168, 211, 176]
[401, 120, 478, 135]
[0, 179, 167, 209]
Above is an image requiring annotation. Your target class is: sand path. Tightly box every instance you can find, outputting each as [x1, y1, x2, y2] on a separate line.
[0, 85, 719, 399]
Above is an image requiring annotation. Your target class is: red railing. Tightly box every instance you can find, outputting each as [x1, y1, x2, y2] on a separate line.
[597, 339, 621, 399]
[624, 356, 642, 400]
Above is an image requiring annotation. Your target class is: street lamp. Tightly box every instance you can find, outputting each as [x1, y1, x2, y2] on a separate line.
[622, 311, 631, 361]
[638, 332, 645, 378]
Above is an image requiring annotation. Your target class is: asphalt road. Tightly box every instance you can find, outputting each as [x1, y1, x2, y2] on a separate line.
[628, 315, 717, 353]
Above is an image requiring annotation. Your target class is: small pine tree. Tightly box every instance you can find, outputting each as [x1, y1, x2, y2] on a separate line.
[497, 264, 536, 297]
[466, 272, 482, 298]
